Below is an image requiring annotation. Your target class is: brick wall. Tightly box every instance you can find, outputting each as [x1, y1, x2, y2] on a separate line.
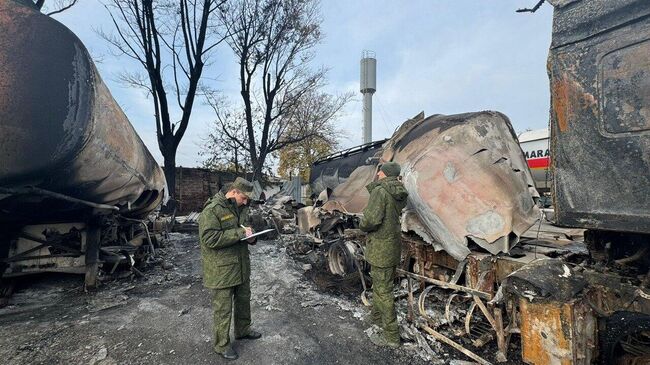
[174, 167, 240, 214]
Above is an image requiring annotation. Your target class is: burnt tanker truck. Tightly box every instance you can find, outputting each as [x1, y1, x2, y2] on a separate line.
[0, 0, 167, 288]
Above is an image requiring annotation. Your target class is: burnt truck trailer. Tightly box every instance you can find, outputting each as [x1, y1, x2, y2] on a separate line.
[0, 0, 167, 288]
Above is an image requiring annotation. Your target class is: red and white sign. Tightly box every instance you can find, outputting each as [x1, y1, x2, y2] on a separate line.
[518, 129, 551, 190]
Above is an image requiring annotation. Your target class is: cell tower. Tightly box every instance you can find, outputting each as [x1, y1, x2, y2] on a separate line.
[360, 50, 376, 144]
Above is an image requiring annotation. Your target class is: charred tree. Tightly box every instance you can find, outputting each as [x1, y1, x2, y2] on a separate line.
[99, 0, 226, 198]
[215, 0, 350, 181]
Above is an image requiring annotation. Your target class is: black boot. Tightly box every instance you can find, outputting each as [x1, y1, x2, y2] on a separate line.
[220, 346, 238, 360]
[236, 330, 262, 340]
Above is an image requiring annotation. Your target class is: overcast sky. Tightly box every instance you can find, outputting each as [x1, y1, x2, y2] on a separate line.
[53, 0, 554, 168]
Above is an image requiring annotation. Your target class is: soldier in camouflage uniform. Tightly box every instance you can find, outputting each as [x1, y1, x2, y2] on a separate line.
[198, 177, 262, 360]
[359, 162, 409, 348]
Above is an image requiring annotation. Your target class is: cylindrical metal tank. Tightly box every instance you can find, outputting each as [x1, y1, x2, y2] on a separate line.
[0, 0, 166, 220]
[309, 139, 386, 194]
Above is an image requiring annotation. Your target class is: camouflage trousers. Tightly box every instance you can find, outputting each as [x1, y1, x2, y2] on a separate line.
[370, 265, 399, 344]
[211, 279, 251, 353]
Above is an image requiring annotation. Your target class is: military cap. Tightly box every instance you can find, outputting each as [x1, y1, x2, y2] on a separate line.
[380, 161, 401, 177]
[230, 177, 254, 198]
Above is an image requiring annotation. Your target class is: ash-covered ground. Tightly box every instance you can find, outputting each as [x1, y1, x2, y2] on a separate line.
[0, 232, 519, 364]
[0, 233, 426, 365]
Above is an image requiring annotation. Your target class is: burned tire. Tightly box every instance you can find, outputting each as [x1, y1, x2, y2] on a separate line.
[600, 311, 650, 365]
[0, 279, 15, 308]
[84, 223, 102, 290]
[327, 240, 365, 276]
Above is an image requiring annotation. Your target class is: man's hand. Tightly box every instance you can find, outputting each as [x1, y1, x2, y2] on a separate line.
[240, 225, 256, 244]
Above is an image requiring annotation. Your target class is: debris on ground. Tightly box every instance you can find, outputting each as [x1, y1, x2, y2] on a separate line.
[278, 231, 525, 364]
[0, 233, 432, 365]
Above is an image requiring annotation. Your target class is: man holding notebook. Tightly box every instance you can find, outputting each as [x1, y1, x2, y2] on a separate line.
[198, 177, 261, 360]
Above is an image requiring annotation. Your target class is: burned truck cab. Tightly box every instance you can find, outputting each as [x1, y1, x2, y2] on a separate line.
[549, 0, 650, 233]
[548, 0, 650, 363]
[548, 0, 650, 285]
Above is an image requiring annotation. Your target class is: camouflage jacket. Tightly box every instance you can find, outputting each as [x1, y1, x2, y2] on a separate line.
[359, 176, 408, 268]
[198, 192, 250, 289]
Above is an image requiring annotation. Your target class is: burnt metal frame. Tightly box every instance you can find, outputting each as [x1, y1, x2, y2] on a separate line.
[398, 262, 510, 363]
[1, 231, 83, 264]
[0, 186, 119, 212]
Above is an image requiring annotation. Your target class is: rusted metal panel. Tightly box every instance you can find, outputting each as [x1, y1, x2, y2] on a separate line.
[495, 256, 528, 283]
[412, 242, 458, 281]
[583, 270, 650, 316]
[413, 242, 458, 271]
[466, 255, 495, 295]
[519, 299, 597, 365]
[0, 0, 166, 222]
[549, 0, 650, 233]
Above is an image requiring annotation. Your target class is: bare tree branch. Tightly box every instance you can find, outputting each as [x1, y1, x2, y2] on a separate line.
[516, 0, 545, 13]
[202, 89, 253, 173]
[31, 0, 79, 16]
[46, 0, 78, 16]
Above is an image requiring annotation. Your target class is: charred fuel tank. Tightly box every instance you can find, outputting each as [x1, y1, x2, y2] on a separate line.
[0, 0, 166, 222]
[548, 0, 650, 233]
[316, 111, 540, 260]
[309, 139, 386, 194]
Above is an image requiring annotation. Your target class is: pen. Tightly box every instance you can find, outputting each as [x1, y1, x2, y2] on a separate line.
[241, 224, 250, 234]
